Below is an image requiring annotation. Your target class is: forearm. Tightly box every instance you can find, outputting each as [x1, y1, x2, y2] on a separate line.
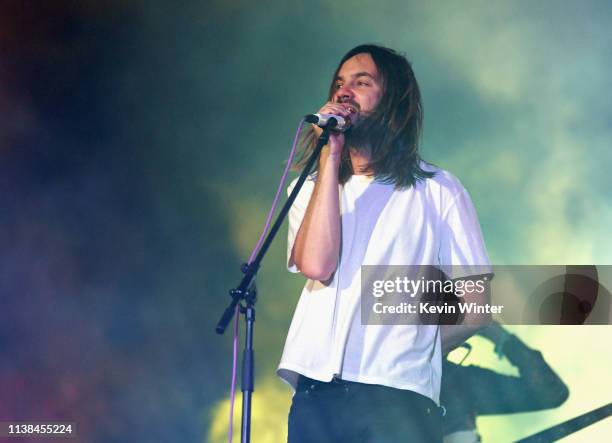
[441, 285, 492, 354]
[441, 324, 484, 354]
[292, 150, 341, 281]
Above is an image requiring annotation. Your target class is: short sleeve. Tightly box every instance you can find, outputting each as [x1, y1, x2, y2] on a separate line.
[438, 188, 491, 280]
[286, 177, 315, 273]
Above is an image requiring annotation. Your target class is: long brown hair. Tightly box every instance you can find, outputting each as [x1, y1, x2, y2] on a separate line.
[295, 44, 434, 189]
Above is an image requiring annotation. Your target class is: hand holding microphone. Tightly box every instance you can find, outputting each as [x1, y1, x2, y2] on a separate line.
[305, 113, 351, 132]
[307, 101, 356, 131]
[306, 101, 357, 156]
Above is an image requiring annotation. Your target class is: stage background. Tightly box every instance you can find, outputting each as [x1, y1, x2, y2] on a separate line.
[1, 1, 610, 442]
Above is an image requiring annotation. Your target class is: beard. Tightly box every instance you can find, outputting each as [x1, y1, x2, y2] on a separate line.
[344, 111, 384, 155]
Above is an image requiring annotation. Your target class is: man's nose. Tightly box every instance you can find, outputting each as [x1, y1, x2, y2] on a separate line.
[334, 83, 354, 102]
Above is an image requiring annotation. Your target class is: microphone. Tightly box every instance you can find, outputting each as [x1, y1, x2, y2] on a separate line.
[304, 113, 351, 132]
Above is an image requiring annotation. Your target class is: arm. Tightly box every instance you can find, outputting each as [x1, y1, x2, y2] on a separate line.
[444, 324, 568, 418]
[291, 148, 341, 280]
[454, 359, 567, 416]
[441, 281, 492, 354]
[477, 324, 569, 411]
[441, 326, 485, 356]
[291, 102, 351, 281]
[438, 183, 492, 353]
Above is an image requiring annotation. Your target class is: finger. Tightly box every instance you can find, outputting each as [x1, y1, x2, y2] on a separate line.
[319, 102, 351, 116]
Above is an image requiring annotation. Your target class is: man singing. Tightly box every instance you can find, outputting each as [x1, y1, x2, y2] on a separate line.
[278, 44, 491, 443]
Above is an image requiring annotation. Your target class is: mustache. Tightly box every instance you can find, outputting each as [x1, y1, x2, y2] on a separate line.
[335, 98, 360, 113]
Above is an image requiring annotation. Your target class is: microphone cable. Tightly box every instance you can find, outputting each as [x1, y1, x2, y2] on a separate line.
[227, 117, 308, 443]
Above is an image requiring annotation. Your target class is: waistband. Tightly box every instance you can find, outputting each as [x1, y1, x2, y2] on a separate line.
[295, 375, 445, 417]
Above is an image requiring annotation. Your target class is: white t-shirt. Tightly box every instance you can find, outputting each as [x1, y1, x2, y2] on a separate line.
[277, 163, 490, 405]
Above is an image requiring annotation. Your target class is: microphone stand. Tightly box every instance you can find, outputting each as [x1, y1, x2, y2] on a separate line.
[215, 121, 335, 443]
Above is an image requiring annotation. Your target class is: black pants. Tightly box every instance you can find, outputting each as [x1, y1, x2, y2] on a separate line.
[287, 376, 443, 443]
